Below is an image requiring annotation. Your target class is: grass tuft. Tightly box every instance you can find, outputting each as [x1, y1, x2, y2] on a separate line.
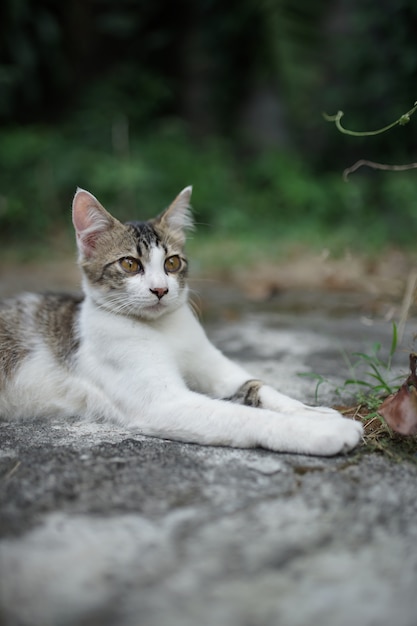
[336, 402, 417, 464]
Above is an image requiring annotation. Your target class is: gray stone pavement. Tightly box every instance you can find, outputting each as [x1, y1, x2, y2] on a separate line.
[1, 283, 417, 626]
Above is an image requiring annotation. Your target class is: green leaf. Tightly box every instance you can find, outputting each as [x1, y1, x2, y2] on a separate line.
[344, 379, 373, 387]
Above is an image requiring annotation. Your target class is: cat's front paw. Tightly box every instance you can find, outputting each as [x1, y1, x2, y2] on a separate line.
[306, 417, 363, 456]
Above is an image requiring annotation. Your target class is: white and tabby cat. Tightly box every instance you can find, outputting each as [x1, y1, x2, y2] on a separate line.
[0, 187, 362, 455]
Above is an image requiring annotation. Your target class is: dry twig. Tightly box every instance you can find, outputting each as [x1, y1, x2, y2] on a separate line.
[343, 159, 417, 181]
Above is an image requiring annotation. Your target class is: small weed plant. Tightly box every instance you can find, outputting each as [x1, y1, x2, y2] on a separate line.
[300, 322, 400, 410]
[341, 321, 400, 408]
[300, 322, 417, 462]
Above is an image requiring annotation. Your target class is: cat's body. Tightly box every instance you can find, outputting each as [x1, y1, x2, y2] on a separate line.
[0, 187, 363, 455]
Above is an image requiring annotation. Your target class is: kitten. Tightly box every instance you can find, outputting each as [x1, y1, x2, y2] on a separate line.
[0, 187, 362, 456]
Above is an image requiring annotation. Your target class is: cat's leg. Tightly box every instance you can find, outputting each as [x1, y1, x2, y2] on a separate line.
[77, 378, 363, 456]
[82, 367, 360, 456]
[129, 389, 363, 457]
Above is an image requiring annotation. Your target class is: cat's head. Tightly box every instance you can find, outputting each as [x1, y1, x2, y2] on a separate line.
[72, 187, 193, 320]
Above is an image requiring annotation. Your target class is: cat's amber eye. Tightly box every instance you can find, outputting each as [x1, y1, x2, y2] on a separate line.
[164, 255, 182, 273]
[119, 257, 142, 274]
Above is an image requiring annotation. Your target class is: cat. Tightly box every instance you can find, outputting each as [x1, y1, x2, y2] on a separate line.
[0, 186, 363, 456]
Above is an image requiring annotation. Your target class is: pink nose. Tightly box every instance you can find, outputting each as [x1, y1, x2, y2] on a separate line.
[150, 287, 169, 300]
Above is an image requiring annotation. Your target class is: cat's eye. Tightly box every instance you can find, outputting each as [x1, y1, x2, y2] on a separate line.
[164, 255, 182, 273]
[119, 257, 142, 273]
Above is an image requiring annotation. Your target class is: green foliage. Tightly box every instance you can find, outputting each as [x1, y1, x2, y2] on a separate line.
[0, 0, 417, 183]
[1, 119, 417, 250]
[342, 323, 400, 403]
[2, 0, 416, 169]
[322, 0, 417, 162]
[259, 0, 331, 123]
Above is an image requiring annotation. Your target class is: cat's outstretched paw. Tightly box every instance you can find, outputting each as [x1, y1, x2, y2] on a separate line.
[305, 417, 363, 456]
[259, 407, 363, 456]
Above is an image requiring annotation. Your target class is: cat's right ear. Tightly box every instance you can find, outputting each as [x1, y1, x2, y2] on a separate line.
[72, 188, 114, 257]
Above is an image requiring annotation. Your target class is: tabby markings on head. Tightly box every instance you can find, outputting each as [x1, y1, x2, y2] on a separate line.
[125, 221, 167, 257]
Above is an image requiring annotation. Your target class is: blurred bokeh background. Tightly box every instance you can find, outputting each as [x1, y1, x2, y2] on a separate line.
[1, 0, 417, 267]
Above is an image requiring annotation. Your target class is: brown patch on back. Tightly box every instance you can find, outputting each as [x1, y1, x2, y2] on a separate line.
[0, 293, 83, 388]
[0, 297, 34, 386]
[0, 325, 30, 385]
[36, 294, 83, 364]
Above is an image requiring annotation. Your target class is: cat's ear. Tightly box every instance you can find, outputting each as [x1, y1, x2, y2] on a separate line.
[72, 188, 115, 257]
[155, 186, 194, 239]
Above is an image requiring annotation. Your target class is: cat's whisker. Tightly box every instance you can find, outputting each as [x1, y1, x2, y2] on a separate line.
[96, 296, 136, 316]
[188, 290, 203, 318]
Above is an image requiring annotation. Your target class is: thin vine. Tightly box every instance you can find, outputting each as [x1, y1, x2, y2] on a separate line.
[323, 100, 417, 180]
[323, 101, 417, 136]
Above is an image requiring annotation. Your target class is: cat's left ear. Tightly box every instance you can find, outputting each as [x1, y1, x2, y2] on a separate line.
[72, 188, 116, 257]
[155, 186, 194, 241]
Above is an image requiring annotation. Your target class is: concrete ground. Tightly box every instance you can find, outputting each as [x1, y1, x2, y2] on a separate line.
[1, 280, 417, 626]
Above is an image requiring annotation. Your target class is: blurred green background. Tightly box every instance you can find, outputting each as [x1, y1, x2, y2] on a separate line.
[1, 0, 417, 264]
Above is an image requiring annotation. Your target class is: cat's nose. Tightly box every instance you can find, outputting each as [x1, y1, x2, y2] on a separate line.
[150, 287, 169, 300]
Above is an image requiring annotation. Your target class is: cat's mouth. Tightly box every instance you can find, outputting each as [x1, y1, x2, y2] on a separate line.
[142, 300, 169, 316]
[147, 301, 165, 310]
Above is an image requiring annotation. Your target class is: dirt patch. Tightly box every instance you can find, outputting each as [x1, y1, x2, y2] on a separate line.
[0, 259, 80, 297]
[232, 249, 416, 302]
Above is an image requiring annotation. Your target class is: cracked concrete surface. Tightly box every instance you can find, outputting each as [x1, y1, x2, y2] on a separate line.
[1, 282, 417, 626]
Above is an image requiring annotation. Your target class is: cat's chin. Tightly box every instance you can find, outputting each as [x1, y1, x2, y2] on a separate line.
[138, 300, 180, 321]
[140, 303, 168, 319]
